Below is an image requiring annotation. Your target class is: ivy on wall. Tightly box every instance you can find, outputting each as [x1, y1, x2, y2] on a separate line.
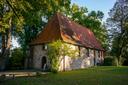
[47, 40, 79, 72]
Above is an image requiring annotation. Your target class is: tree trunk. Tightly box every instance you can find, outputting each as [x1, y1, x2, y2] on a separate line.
[0, 33, 6, 71]
[0, 18, 12, 71]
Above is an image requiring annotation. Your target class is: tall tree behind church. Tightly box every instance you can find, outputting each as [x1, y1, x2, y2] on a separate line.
[107, 0, 128, 65]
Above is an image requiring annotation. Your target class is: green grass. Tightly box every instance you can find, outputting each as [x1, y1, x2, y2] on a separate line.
[1, 66, 128, 85]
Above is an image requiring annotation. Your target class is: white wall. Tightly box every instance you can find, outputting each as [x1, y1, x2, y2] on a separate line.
[33, 45, 48, 69]
[32, 43, 103, 71]
[58, 43, 97, 71]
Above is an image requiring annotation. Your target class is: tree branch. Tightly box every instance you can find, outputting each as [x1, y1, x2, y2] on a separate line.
[6, 0, 19, 19]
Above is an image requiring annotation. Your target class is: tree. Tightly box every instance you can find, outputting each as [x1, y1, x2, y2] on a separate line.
[47, 40, 79, 72]
[8, 48, 24, 70]
[0, 0, 17, 70]
[0, 0, 71, 70]
[0, 0, 36, 70]
[16, 0, 71, 68]
[107, 0, 128, 65]
[0, 0, 108, 70]
[68, 4, 108, 50]
[86, 11, 108, 50]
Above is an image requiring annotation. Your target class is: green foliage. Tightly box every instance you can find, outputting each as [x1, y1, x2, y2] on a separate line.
[103, 56, 114, 66]
[0, 0, 71, 70]
[8, 48, 24, 70]
[118, 56, 126, 66]
[88, 11, 104, 20]
[112, 57, 119, 66]
[15, 0, 71, 58]
[47, 40, 79, 72]
[68, 4, 108, 50]
[107, 0, 128, 65]
[47, 41, 61, 72]
[103, 56, 125, 66]
[0, 0, 109, 70]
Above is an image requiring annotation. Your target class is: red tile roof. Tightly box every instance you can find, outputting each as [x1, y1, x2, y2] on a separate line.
[30, 13, 104, 50]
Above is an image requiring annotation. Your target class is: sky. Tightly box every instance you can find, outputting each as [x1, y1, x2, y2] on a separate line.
[12, 0, 116, 47]
[12, 37, 19, 48]
[71, 0, 116, 21]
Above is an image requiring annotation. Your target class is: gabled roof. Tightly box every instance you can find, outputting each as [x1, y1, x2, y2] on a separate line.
[30, 13, 104, 50]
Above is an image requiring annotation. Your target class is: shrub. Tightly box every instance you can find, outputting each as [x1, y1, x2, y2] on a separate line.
[103, 56, 126, 66]
[7, 48, 24, 70]
[103, 56, 113, 66]
[47, 40, 79, 73]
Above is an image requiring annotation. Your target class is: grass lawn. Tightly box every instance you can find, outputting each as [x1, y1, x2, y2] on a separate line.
[1, 66, 128, 85]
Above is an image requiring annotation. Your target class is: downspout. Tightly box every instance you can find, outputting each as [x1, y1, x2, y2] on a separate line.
[93, 50, 96, 66]
[63, 56, 65, 71]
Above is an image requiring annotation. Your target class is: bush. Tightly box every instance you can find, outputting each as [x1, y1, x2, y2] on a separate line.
[123, 60, 128, 65]
[7, 48, 24, 70]
[103, 56, 114, 66]
[47, 40, 79, 73]
[103, 56, 126, 66]
[51, 68, 58, 73]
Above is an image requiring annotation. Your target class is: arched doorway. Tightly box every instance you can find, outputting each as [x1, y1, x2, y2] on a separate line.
[41, 56, 47, 70]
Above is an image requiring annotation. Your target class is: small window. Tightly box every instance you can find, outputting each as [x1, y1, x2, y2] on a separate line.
[78, 46, 80, 57]
[86, 48, 90, 57]
[98, 51, 100, 58]
[42, 44, 47, 50]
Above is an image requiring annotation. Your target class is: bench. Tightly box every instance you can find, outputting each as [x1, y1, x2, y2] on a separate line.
[0, 73, 15, 81]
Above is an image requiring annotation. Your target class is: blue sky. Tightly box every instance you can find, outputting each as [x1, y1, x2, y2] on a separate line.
[71, 0, 116, 21]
